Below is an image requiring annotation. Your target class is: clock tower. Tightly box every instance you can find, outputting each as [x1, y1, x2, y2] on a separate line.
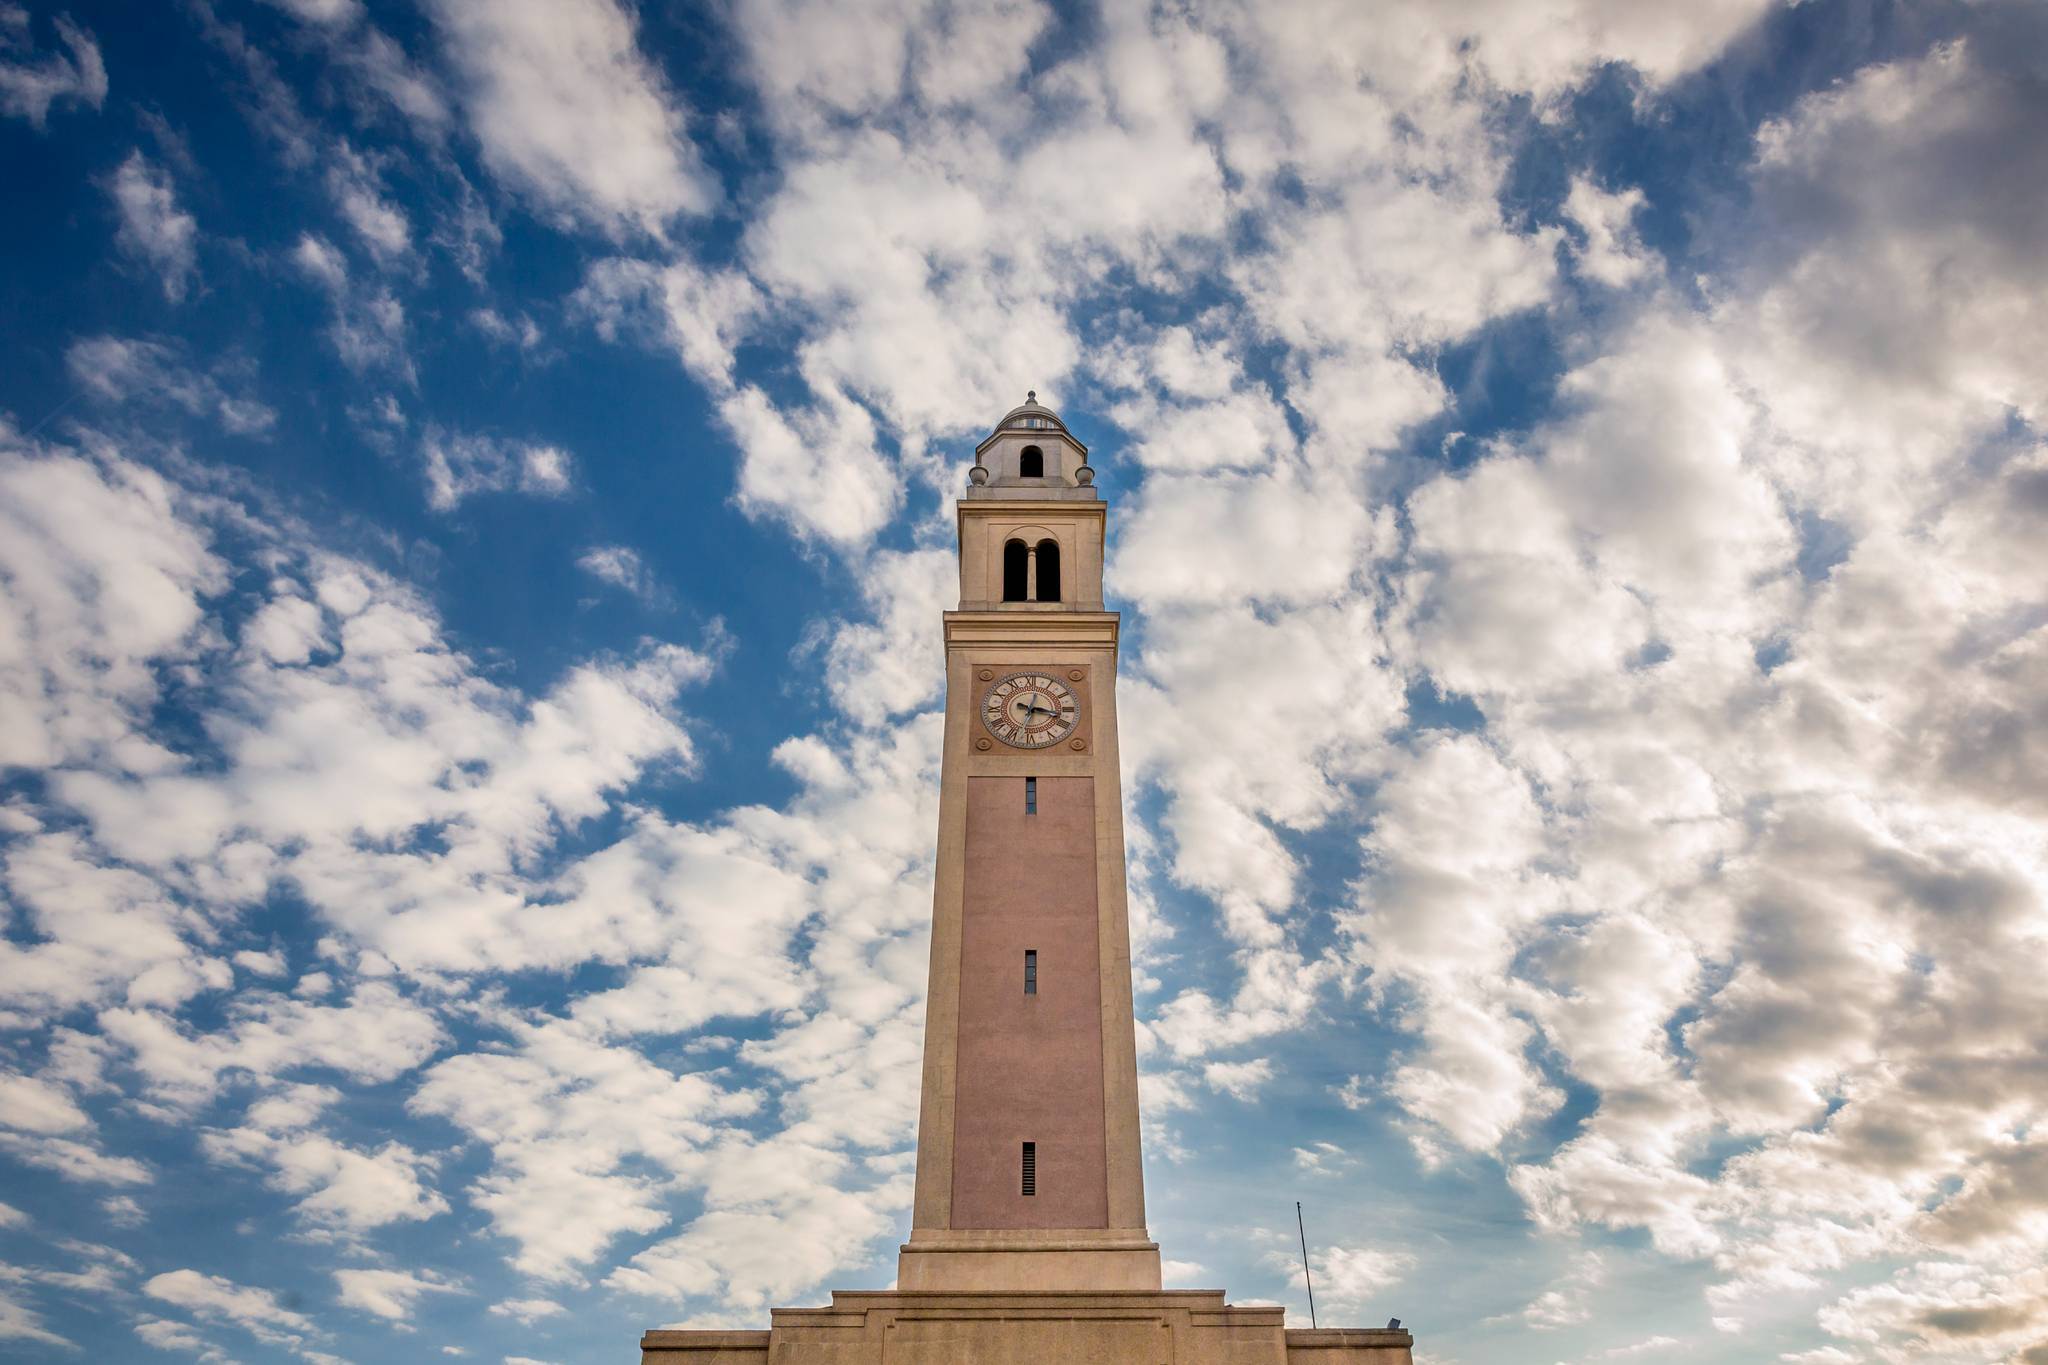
[638, 397, 1416, 1364]
[897, 391, 1158, 1292]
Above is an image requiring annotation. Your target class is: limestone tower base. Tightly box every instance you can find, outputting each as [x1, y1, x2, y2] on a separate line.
[640, 1289, 1413, 1364]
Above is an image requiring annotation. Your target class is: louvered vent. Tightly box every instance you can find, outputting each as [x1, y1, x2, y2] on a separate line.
[1021, 1141, 1037, 1196]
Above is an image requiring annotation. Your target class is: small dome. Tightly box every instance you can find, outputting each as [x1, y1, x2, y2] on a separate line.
[991, 390, 1072, 439]
[973, 390, 1091, 463]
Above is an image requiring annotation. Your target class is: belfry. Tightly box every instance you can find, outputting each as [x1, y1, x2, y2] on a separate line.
[642, 397, 1413, 1364]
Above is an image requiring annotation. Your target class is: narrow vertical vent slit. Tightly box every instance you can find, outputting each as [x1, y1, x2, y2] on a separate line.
[1024, 949, 1037, 995]
[1025, 776, 1037, 814]
[1021, 1141, 1036, 1196]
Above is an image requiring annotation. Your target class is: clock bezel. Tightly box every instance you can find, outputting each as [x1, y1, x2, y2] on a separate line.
[978, 670, 1082, 750]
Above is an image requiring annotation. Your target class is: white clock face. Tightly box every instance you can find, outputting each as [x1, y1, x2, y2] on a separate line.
[981, 672, 1080, 749]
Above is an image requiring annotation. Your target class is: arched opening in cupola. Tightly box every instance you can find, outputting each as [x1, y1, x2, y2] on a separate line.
[1018, 445, 1045, 478]
[1035, 539, 1061, 602]
[1002, 538, 1029, 601]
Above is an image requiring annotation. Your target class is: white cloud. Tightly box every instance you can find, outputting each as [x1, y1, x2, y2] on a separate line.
[144, 1269, 320, 1354]
[107, 152, 198, 301]
[0, 1239, 137, 1300]
[1110, 468, 1377, 609]
[1815, 1256, 2048, 1364]
[1313, 1245, 1415, 1312]
[134, 1317, 222, 1357]
[570, 256, 760, 389]
[204, 1113, 449, 1236]
[420, 427, 576, 510]
[66, 335, 277, 434]
[1513, 1251, 1606, 1330]
[333, 1267, 461, 1321]
[98, 984, 446, 1111]
[604, 1133, 906, 1313]
[3, 444, 721, 1001]
[145, 1269, 306, 1327]
[0, 9, 105, 128]
[0, 1285, 70, 1348]
[470, 307, 543, 351]
[815, 548, 953, 720]
[487, 1297, 563, 1326]
[0, 433, 224, 784]
[1260, 1240, 1414, 1316]
[291, 233, 410, 377]
[1121, 601, 1402, 948]
[410, 1017, 759, 1282]
[1233, 175, 1557, 358]
[326, 142, 411, 263]
[1202, 1057, 1273, 1101]
[0, 1131, 150, 1185]
[0, 354, 937, 1327]
[291, 231, 348, 293]
[1563, 176, 1653, 287]
[234, 949, 288, 977]
[733, 0, 1049, 125]
[1305, 31, 2048, 1360]
[401, 713, 939, 1291]
[276, 6, 453, 148]
[100, 1194, 145, 1227]
[1147, 948, 1334, 1064]
[0, 1073, 91, 1134]
[259, 0, 364, 28]
[1291, 1142, 1355, 1177]
[576, 545, 658, 602]
[717, 384, 899, 547]
[423, 0, 716, 236]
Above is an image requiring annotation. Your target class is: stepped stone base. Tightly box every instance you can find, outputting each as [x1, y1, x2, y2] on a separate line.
[641, 1289, 1413, 1364]
[896, 1229, 1163, 1291]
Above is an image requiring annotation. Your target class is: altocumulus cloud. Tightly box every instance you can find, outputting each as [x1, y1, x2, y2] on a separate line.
[1, 1, 2046, 1363]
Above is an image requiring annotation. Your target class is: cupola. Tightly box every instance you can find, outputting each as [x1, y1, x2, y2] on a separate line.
[967, 391, 1096, 499]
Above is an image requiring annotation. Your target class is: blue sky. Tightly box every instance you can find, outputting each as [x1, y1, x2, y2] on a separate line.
[2, 1, 2046, 1362]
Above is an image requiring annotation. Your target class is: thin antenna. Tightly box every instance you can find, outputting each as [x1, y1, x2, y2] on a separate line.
[1296, 1200, 1318, 1329]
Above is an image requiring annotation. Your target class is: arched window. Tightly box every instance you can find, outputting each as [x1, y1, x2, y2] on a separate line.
[1002, 539, 1029, 601]
[1035, 538, 1061, 602]
[1018, 445, 1044, 478]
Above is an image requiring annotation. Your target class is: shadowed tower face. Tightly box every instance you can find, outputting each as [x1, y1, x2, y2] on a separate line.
[898, 394, 1161, 1292]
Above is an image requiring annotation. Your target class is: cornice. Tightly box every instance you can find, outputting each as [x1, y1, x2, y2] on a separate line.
[943, 610, 1120, 652]
[957, 498, 1108, 522]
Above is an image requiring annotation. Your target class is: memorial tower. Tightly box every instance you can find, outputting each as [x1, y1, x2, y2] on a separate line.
[897, 391, 1156, 1292]
[640, 397, 1414, 1365]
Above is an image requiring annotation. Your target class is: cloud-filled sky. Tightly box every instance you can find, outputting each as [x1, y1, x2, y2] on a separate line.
[2, 1, 2045, 1362]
